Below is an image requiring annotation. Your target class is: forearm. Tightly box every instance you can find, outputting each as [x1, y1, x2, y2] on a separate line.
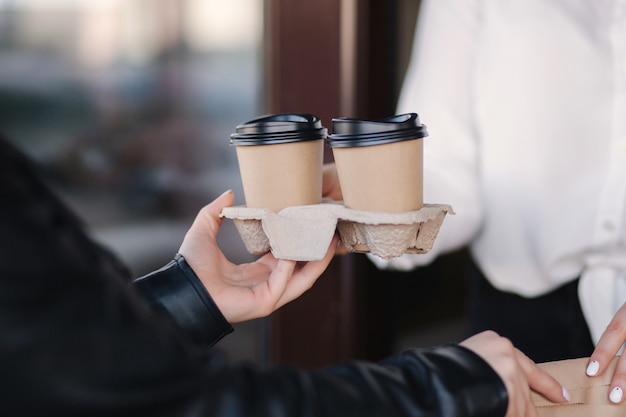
[321, 344, 508, 417]
[132, 255, 507, 416]
[201, 344, 508, 417]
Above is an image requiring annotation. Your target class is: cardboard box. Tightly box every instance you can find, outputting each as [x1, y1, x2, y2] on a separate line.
[220, 200, 453, 261]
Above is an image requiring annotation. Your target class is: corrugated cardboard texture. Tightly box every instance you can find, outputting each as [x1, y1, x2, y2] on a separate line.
[532, 356, 625, 416]
[220, 200, 453, 261]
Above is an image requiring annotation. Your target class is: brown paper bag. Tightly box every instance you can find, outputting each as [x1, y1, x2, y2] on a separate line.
[531, 356, 626, 416]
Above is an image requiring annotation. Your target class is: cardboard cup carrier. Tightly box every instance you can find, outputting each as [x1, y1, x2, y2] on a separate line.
[224, 113, 453, 261]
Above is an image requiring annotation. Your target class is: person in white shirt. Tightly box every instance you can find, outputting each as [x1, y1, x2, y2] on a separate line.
[323, 0, 626, 405]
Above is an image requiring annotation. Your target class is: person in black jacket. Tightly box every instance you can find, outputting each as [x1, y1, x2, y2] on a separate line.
[0, 135, 567, 417]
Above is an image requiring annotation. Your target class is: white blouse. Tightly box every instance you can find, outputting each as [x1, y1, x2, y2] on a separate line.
[370, 0, 626, 343]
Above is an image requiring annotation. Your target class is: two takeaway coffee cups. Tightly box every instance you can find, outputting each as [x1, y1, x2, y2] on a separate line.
[230, 112, 428, 213]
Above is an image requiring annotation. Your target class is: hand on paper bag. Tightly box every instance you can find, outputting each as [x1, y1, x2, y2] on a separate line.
[178, 189, 339, 324]
[461, 331, 569, 417]
[586, 302, 626, 404]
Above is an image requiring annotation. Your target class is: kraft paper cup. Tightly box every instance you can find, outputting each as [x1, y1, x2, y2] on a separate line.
[327, 113, 428, 212]
[230, 113, 327, 212]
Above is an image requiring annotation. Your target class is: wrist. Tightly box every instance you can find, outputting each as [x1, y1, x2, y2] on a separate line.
[133, 254, 233, 350]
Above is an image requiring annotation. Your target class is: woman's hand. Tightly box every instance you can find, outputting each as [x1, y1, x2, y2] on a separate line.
[178, 189, 339, 324]
[585, 302, 626, 403]
[322, 162, 343, 201]
[461, 331, 570, 417]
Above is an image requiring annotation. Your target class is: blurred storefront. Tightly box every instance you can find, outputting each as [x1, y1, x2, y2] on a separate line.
[0, 0, 264, 362]
[0, 0, 263, 266]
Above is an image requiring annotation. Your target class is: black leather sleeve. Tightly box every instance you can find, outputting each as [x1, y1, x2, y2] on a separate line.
[193, 343, 509, 417]
[0, 136, 509, 417]
[131, 257, 508, 417]
[133, 255, 233, 350]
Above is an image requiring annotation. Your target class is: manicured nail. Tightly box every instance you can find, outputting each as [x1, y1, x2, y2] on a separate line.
[610, 387, 623, 403]
[562, 387, 571, 402]
[586, 360, 600, 376]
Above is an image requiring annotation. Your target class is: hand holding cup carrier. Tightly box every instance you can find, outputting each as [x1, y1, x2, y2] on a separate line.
[222, 112, 454, 260]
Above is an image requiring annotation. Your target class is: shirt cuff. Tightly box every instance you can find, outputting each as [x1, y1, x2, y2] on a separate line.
[133, 254, 234, 350]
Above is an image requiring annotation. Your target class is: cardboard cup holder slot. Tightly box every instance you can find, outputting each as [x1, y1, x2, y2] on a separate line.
[220, 200, 454, 261]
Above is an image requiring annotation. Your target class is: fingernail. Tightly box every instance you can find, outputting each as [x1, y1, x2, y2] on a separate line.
[586, 360, 600, 376]
[562, 387, 571, 402]
[610, 386, 623, 403]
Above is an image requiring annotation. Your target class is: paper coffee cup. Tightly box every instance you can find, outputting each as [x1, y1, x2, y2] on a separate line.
[327, 113, 428, 212]
[231, 114, 327, 212]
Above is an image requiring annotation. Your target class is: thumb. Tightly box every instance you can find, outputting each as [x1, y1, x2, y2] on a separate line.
[185, 189, 235, 244]
[202, 189, 235, 231]
[208, 189, 235, 215]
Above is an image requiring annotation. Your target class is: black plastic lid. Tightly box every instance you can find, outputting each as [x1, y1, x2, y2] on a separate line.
[230, 113, 327, 145]
[327, 113, 428, 148]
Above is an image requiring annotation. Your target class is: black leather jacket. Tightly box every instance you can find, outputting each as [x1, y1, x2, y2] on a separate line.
[0, 137, 508, 417]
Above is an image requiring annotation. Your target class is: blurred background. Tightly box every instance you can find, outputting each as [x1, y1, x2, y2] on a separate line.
[0, 0, 262, 361]
[1, 0, 468, 370]
[0, 0, 262, 262]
